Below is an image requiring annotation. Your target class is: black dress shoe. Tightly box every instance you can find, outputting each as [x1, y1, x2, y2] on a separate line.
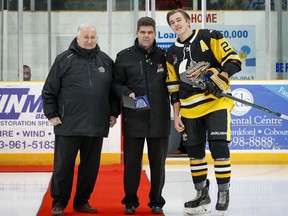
[124, 206, 136, 214]
[167, 150, 188, 157]
[52, 206, 64, 216]
[73, 203, 97, 213]
[151, 206, 163, 214]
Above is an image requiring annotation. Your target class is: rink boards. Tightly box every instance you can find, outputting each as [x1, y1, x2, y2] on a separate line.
[0, 81, 287, 165]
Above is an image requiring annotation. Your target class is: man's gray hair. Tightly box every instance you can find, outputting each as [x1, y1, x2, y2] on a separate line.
[77, 23, 96, 36]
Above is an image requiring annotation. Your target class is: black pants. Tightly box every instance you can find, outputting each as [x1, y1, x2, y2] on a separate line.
[121, 136, 168, 209]
[51, 135, 103, 208]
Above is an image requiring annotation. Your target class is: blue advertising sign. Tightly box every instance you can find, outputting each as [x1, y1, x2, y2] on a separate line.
[0, 83, 121, 154]
[156, 25, 256, 80]
[230, 82, 288, 150]
[0, 83, 54, 153]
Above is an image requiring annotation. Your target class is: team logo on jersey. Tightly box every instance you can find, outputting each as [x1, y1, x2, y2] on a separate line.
[173, 54, 178, 65]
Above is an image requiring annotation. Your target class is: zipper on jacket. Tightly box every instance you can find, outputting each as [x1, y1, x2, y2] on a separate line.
[61, 104, 65, 119]
[88, 61, 92, 87]
[140, 61, 143, 75]
[88, 61, 92, 135]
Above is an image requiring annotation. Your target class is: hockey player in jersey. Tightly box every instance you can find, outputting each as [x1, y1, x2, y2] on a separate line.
[166, 9, 241, 216]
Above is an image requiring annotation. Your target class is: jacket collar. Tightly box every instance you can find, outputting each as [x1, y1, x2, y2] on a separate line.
[68, 37, 100, 59]
[134, 38, 156, 55]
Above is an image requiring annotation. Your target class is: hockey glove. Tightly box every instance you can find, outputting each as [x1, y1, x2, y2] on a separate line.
[205, 68, 229, 98]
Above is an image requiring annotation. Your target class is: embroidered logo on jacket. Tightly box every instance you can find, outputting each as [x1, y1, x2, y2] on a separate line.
[98, 66, 105, 73]
[157, 64, 164, 73]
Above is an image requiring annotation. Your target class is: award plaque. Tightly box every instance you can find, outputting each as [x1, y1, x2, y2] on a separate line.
[134, 95, 150, 110]
[122, 94, 150, 110]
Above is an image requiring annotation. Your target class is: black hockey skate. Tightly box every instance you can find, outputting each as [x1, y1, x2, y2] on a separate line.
[216, 190, 229, 216]
[184, 179, 211, 215]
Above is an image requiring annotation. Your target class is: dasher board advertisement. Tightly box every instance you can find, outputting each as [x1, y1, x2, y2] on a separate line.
[230, 81, 288, 150]
[0, 82, 120, 153]
[0, 82, 287, 152]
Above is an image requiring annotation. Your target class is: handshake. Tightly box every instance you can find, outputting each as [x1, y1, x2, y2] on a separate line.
[185, 62, 229, 98]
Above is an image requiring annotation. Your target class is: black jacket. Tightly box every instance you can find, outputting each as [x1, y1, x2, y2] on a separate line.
[113, 39, 171, 137]
[42, 38, 120, 137]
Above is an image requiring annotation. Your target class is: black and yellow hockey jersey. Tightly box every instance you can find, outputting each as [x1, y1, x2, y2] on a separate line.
[166, 28, 241, 119]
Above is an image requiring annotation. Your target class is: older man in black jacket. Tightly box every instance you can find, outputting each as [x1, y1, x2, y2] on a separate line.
[42, 23, 120, 216]
[113, 17, 171, 215]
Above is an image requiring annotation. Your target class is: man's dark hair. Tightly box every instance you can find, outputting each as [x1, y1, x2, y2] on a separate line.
[23, 64, 31, 71]
[137, 16, 156, 32]
[166, 9, 190, 26]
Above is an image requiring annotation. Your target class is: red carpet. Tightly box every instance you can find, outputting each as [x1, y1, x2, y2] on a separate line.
[37, 165, 159, 215]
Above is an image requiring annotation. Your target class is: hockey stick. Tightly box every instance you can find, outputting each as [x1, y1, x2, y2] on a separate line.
[190, 81, 288, 121]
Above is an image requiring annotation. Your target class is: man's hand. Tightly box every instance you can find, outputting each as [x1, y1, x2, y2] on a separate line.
[110, 116, 117, 128]
[129, 92, 136, 100]
[174, 116, 185, 133]
[49, 117, 62, 126]
[205, 68, 229, 98]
